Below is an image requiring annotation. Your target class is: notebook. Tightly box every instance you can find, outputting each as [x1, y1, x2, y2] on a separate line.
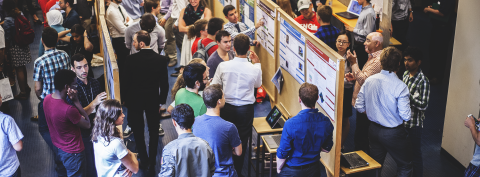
[341, 152, 369, 169]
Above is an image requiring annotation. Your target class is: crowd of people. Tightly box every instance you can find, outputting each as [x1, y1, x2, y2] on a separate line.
[2, 0, 463, 176]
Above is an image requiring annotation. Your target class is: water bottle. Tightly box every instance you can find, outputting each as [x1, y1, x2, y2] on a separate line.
[375, 13, 380, 30]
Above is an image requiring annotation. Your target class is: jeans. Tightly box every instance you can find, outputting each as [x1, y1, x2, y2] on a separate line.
[127, 107, 160, 169]
[354, 111, 370, 154]
[220, 103, 254, 177]
[9, 166, 21, 177]
[278, 162, 322, 177]
[406, 126, 423, 177]
[38, 99, 68, 176]
[369, 122, 413, 177]
[56, 148, 86, 177]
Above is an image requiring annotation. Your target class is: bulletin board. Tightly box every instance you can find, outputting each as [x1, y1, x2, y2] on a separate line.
[275, 8, 345, 177]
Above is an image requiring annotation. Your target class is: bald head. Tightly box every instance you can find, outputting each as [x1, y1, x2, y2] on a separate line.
[369, 32, 383, 44]
[364, 32, 383, 53]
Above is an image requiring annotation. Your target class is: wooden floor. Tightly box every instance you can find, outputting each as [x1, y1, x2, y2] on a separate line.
[4, 7, 464, 177]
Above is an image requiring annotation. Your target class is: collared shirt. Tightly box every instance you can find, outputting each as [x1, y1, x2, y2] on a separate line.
[0, 112, 23, 177]
[62, 9, 81, 29]
[314, 24, 340, 50]
[211, 57, 262, 106]
[351, 50, 382, 106]
[160, 133, 215, 177]
[38, 25, 70, 57]
[355, 70, 411, 127]
[353, 4, 375, 42]
[392, 0, 411, 21]
[160, 0, 172, 20]
[224, 21, 256, 45]
[106, 2, 133, 38]
[121, 0, 143, 20]
[125, 21, 165, 54]
[33, 49, 70, 99]
[402, 69, 430, 128]
[170, 0, 189, 20]
[277, 109, 334, 167]
[66, 77, 103, 108]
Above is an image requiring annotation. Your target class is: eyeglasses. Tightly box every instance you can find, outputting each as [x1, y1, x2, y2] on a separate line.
[337, 40, 350, 45]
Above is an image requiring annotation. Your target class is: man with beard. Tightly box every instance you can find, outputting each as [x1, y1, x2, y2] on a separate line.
[211, 34, 262, 176]
[123, 30, 169, 176]
[175, 63, 209, 117]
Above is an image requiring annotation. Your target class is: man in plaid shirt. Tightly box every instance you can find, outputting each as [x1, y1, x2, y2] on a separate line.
[314, 5, 340, 50]
[402, 46, 430, 177]
[33, 27, 71, 176]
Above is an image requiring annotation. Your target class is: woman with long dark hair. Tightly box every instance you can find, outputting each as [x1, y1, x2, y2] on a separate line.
[92, 99, 139, 177]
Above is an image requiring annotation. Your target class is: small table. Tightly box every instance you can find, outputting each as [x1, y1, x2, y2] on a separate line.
[261, 136, 277, 177]
[248, 117, 283, 177]
[340, 151, 382, 177]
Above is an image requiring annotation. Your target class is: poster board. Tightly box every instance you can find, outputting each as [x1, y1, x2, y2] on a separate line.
[240, 0, 255, 39]
[254, 0, 279, 103]
[276, 8, 345, 177]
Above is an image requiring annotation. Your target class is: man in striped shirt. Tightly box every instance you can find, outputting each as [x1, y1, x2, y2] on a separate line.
[402, 46, 430, 177]
[345, 32, 383, 154]
[223, 5, 264, 47]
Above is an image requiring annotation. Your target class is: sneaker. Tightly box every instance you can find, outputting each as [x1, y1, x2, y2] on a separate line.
[159, 124, 165, 136]
[30, 115, 38, 121]
[168, 59, 177, 67]
[123, 125, 133, 138]
[170, 71, 180, 77]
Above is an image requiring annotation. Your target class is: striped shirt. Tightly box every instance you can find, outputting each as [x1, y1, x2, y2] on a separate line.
[33, 49, 70, 99]
[402, 69, 430, 128]
[351, 50, 382, 106]
[224, 22, 256, 45]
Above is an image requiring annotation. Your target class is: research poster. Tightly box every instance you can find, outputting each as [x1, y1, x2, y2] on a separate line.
[240, 0, 255, 39]
[255, 0, 275, 57]
[306, 40, 337, 120]
[279, 16, 306, 84]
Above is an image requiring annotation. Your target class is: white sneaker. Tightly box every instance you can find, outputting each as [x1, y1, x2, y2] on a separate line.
[159, 124, 165, 136]
[123, 125, 133, 138]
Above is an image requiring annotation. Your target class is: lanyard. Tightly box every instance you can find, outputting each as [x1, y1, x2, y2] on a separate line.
[79, 81, 94, 104]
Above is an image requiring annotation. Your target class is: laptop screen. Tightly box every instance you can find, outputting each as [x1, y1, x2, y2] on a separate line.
[347, 0, 362, 16]
[266, 106, 283, 128]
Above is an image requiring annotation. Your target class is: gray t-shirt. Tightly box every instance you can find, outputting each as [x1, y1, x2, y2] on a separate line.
[0, 112, 23, 176]
[93, 136, 129, 177]
[207, 50, 235, 79]
[472, 144, 480, 166]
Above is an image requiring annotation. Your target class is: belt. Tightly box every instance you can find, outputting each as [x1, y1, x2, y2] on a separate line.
[285, 161, 319, 169]
[371, 121, 402, 129]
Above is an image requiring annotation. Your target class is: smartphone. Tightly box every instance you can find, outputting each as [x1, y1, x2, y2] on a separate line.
[469, 114, 480, 131]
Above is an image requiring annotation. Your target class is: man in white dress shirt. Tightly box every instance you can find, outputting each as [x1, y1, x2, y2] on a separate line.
[211, 34, 262, 176]
[106, 0, 132, 68]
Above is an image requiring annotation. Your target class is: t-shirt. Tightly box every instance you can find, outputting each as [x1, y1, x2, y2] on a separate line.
[191, 38, 218, 58]
[472, 140, 480, 166]
[43, 94, 85, 153]
[93, 136, 129, 177]
[0, 112, 23, 176]
[193, 115, 242, 177]
[294, 13, 320, 33]
[174, 88, 207, 117]
[206, 51, 234, 79]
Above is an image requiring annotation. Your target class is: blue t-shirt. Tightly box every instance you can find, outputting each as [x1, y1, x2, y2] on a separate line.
[0, 112, 24, 176]
[276, 108, 334, 167]
[193, 115, 242, 177]
[472, 143, 480, 166]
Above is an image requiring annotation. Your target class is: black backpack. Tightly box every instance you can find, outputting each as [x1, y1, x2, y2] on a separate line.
[192, 39, 217, 62]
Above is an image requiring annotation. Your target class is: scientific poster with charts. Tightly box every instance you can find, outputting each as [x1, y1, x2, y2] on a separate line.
[279, 16, 306, 84]
[306, 40, 337, 120]
[240, 0, 255, 39]
[255, 0, 275, 57]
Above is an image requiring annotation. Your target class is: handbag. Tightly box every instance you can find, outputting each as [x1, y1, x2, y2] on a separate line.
[0, 72, 13, 102]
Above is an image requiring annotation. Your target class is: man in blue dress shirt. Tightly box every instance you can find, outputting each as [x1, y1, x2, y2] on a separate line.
[276, 83, 334, 177]
[355, 47, 413, 177]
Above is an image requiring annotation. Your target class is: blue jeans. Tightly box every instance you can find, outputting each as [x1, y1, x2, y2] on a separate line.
[278, 162, 322, 177]
[407, 126, 423, 177]
[56, 148, 86, 177]
[9, 166, 21, 177]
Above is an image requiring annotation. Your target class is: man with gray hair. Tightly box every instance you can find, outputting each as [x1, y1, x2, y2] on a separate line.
[345, 32, 383, 154]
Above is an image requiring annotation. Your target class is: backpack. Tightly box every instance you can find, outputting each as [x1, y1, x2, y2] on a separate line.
[192, 39, 217, 62]
[14, 15, 35, 46]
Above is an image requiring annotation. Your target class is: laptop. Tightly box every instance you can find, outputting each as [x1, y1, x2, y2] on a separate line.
[335, 0, 361, 19]
[265, 106, 285, 129]
[264, 135, 282, 149]
[341, 152, 369, 169]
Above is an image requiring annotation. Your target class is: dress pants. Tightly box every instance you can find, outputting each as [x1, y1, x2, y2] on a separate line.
[157, 14, 177, 62]
[111, 37, 129, 100]
[354, 111, 370, 154]
[220, 103, 254, 177]
[173, 20, 184, 50]
[369, 122, 413, 177]
[353, 41, 368, 70]
[392, 17, 410, 79]
[407, 126, 423, 177]
[82, 137, 97, 177]
[127, 107, 160, 169]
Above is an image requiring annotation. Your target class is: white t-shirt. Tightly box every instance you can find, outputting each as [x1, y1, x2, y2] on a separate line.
[93, 136, 129, 177]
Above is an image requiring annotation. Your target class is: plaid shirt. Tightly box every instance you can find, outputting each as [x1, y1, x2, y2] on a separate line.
[224, 22, 256, 45]
[33, 49, 70, 99]
[67, 77, 103, 108]
[402, 69, 430, 128]
[314, 25, 340, 50]
[351, 50, 382, 106]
